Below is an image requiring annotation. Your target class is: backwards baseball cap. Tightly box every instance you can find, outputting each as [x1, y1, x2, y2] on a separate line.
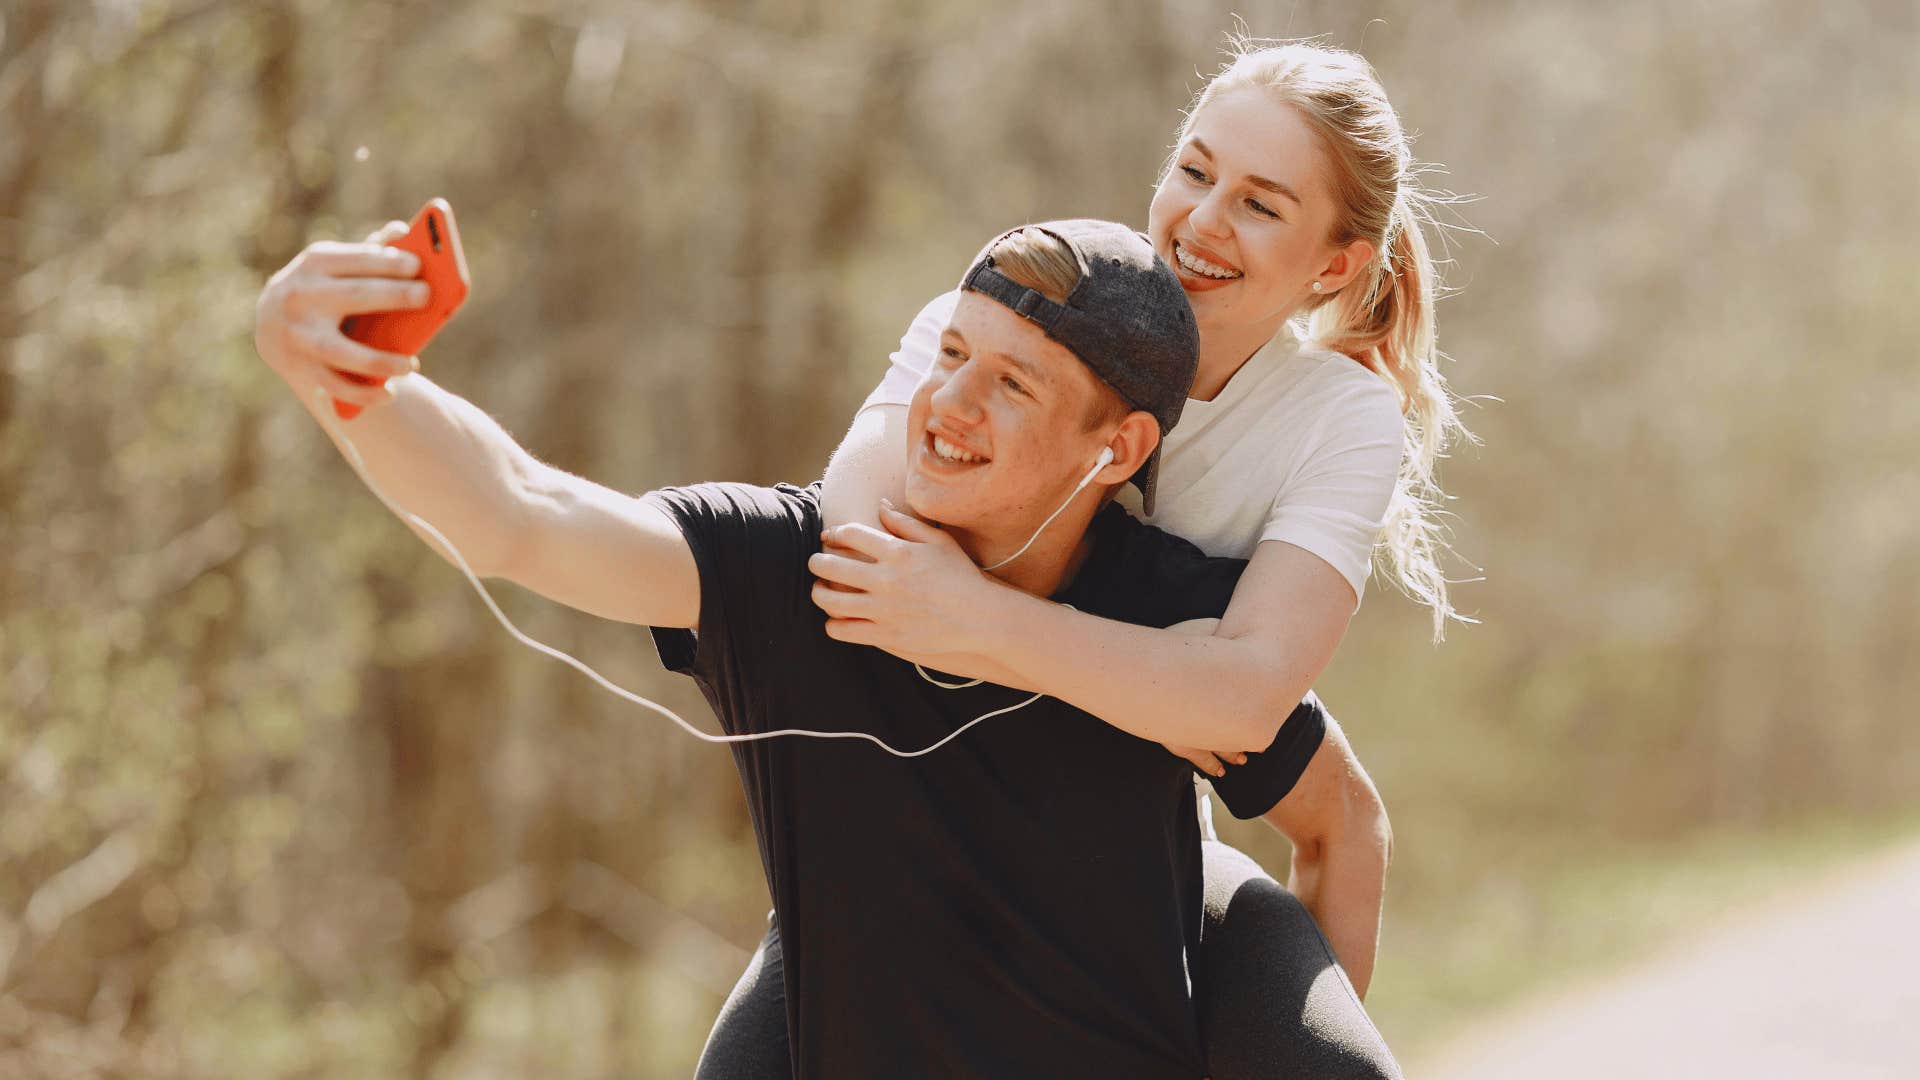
[959, 219, 1199, 515]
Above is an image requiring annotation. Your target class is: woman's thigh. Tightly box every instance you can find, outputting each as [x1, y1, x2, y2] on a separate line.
[1196, 839, 1403, 1080]
[693, 914, 791, 1080]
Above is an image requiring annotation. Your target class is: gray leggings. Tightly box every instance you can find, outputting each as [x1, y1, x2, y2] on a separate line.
[694, 839, 1402, 1079]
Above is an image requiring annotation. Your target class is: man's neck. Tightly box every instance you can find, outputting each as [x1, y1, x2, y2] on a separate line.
[945, 503, 1103, 599]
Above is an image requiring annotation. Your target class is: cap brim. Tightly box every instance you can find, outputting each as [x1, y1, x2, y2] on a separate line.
[1135, 445, 1164, 518]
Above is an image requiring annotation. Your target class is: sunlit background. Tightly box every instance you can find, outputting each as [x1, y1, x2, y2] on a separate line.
[3, 0, 1916, 1076]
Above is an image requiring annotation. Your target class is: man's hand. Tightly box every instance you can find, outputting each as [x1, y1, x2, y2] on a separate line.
[254, 221, 427, 415]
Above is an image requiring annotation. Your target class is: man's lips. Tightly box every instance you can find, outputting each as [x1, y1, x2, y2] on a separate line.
[917, 429, 991, 472]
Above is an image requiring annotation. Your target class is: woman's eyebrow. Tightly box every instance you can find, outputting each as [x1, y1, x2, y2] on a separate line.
[1190, 136, 1304, 206]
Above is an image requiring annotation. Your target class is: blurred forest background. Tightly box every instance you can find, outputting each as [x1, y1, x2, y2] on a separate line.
[3, 0, 1916, 1076]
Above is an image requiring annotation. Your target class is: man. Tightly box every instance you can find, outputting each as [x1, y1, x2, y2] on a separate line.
[256, 218, 1389, 1077]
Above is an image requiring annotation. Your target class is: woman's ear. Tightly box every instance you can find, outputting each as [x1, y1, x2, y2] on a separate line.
[1100, 411, 1161, 482]
[1316, 236, 1378, 296]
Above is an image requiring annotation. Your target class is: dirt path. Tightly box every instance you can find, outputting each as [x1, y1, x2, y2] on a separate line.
[1415, 837, 1920, 1079]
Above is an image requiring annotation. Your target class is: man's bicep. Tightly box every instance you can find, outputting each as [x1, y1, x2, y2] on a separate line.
[499, 465, 701, 628]
[1262, 718, 1373, 843]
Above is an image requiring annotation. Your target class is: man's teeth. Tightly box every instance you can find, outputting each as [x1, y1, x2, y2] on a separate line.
[932, 435, 984, 463]
[1175, 243, 1241, 280]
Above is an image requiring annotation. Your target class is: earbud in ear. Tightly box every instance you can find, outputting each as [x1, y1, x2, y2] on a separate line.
[1096, 446, 1116, 470]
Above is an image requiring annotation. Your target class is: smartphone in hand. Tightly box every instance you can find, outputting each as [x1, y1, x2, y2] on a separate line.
[333, 198, 471, 418]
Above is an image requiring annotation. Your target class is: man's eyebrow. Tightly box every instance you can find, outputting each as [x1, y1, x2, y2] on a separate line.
[1190, 136, 1304, 206]
[992, 349, 1053, 386]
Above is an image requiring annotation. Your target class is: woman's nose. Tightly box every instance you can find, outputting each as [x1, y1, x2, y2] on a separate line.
[1189, 190, 1232, 240]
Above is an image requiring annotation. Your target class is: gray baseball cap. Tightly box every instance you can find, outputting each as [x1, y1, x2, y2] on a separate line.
[959, 219, 1199, 515]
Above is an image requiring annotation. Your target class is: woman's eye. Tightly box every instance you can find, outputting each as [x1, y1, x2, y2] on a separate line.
[1247, 198, 1279, 220]
[1180, 164, 1210, 184]
[938, 346, 965, 365]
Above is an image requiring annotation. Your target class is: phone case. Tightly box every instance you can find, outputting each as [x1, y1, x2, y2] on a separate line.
[334, 198, 471, 418]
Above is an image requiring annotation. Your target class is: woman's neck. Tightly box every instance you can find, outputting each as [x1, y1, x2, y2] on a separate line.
[1189, 312, 1293, 401]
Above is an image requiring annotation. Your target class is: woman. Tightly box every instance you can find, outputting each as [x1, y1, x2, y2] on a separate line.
[700, 38, 1466, 1079]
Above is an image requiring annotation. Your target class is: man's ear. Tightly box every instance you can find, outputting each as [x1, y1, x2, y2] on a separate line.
[1098, 411, 1161, 483]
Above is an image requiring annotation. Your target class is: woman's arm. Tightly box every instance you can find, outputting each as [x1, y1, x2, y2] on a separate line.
[820, 404, 908, 531]
[1261, 717, 1392, 998]
[816, 522, 1356, 753]
[979, 541, 1353, 751]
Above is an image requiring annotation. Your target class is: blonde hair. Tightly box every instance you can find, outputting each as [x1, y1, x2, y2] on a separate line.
[986, 226, 1081, 304]
[1180, 37, 1475, 638]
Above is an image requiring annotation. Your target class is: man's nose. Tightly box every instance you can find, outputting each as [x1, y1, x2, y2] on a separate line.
[928, 362, 988, 425]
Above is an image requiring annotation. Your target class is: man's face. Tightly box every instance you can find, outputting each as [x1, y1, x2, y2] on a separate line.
[903, 293, 1117, 537]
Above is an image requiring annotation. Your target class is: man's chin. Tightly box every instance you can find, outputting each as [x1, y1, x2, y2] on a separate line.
[901, 479, 969, 530]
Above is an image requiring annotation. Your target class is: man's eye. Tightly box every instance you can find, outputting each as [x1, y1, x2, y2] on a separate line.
[1001, 376, 1028, 396]
[938, 346, 965, 364]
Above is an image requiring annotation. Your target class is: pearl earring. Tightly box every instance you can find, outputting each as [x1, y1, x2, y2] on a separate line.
[1311, 281, 1324, 293]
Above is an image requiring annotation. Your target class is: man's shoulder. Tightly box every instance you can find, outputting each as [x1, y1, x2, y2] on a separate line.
[647, 481, 823, 681]
[645, 480, 824, 564]
[1067, 505, 1248, 627]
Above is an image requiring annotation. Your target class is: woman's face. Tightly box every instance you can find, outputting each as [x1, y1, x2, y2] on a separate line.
[1147, 87, 1353, 343]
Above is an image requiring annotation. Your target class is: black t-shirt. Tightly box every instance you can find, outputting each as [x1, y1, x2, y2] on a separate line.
[649, 482, 1323, 1079]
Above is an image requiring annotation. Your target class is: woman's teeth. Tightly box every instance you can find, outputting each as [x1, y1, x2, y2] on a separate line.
[932, 435, 984, 464]
[1175, 242, 1242, 280]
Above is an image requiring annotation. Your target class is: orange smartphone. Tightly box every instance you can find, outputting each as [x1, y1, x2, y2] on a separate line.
[333, 198, 471, 418]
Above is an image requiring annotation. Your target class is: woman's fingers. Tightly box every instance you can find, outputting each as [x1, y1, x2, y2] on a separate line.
[876, 501, 940, 540]
[1164, 743, 1228, 778]
[808, 551, 879, 590]
[819, 522, 899, 560]
[811, 581, 871, 619]
[821, 618, 877, 646]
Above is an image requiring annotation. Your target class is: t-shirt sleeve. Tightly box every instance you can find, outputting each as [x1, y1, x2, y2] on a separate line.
[858, 290, 961, 411]
[1206, 692, 1329, 819]
[646, 482, 821, 733]
[1258, 377, 1406, 605]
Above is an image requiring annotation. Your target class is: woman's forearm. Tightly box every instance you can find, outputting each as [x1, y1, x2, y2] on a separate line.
[982, 587, 1313, 752]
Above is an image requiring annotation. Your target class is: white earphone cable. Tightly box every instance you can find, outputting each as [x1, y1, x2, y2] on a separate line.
[313, 387, 1112, 757]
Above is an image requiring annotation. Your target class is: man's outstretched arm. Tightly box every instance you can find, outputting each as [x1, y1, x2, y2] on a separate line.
[256, 230, 699, 630]
[1261, 718, 1392, 998]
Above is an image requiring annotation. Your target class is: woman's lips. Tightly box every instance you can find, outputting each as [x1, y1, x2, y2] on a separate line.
[1170, 239, 1241, 293]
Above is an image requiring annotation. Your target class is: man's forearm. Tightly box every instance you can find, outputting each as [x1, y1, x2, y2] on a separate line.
[298, 372, 534, 576]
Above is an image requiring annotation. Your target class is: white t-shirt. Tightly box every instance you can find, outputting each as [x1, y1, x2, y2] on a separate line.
[861, 290, 1405, 602]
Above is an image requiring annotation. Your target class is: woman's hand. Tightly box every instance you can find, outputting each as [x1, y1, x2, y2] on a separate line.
[1163, 743, 1246, 778]
[810, 502, 1011, 659]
